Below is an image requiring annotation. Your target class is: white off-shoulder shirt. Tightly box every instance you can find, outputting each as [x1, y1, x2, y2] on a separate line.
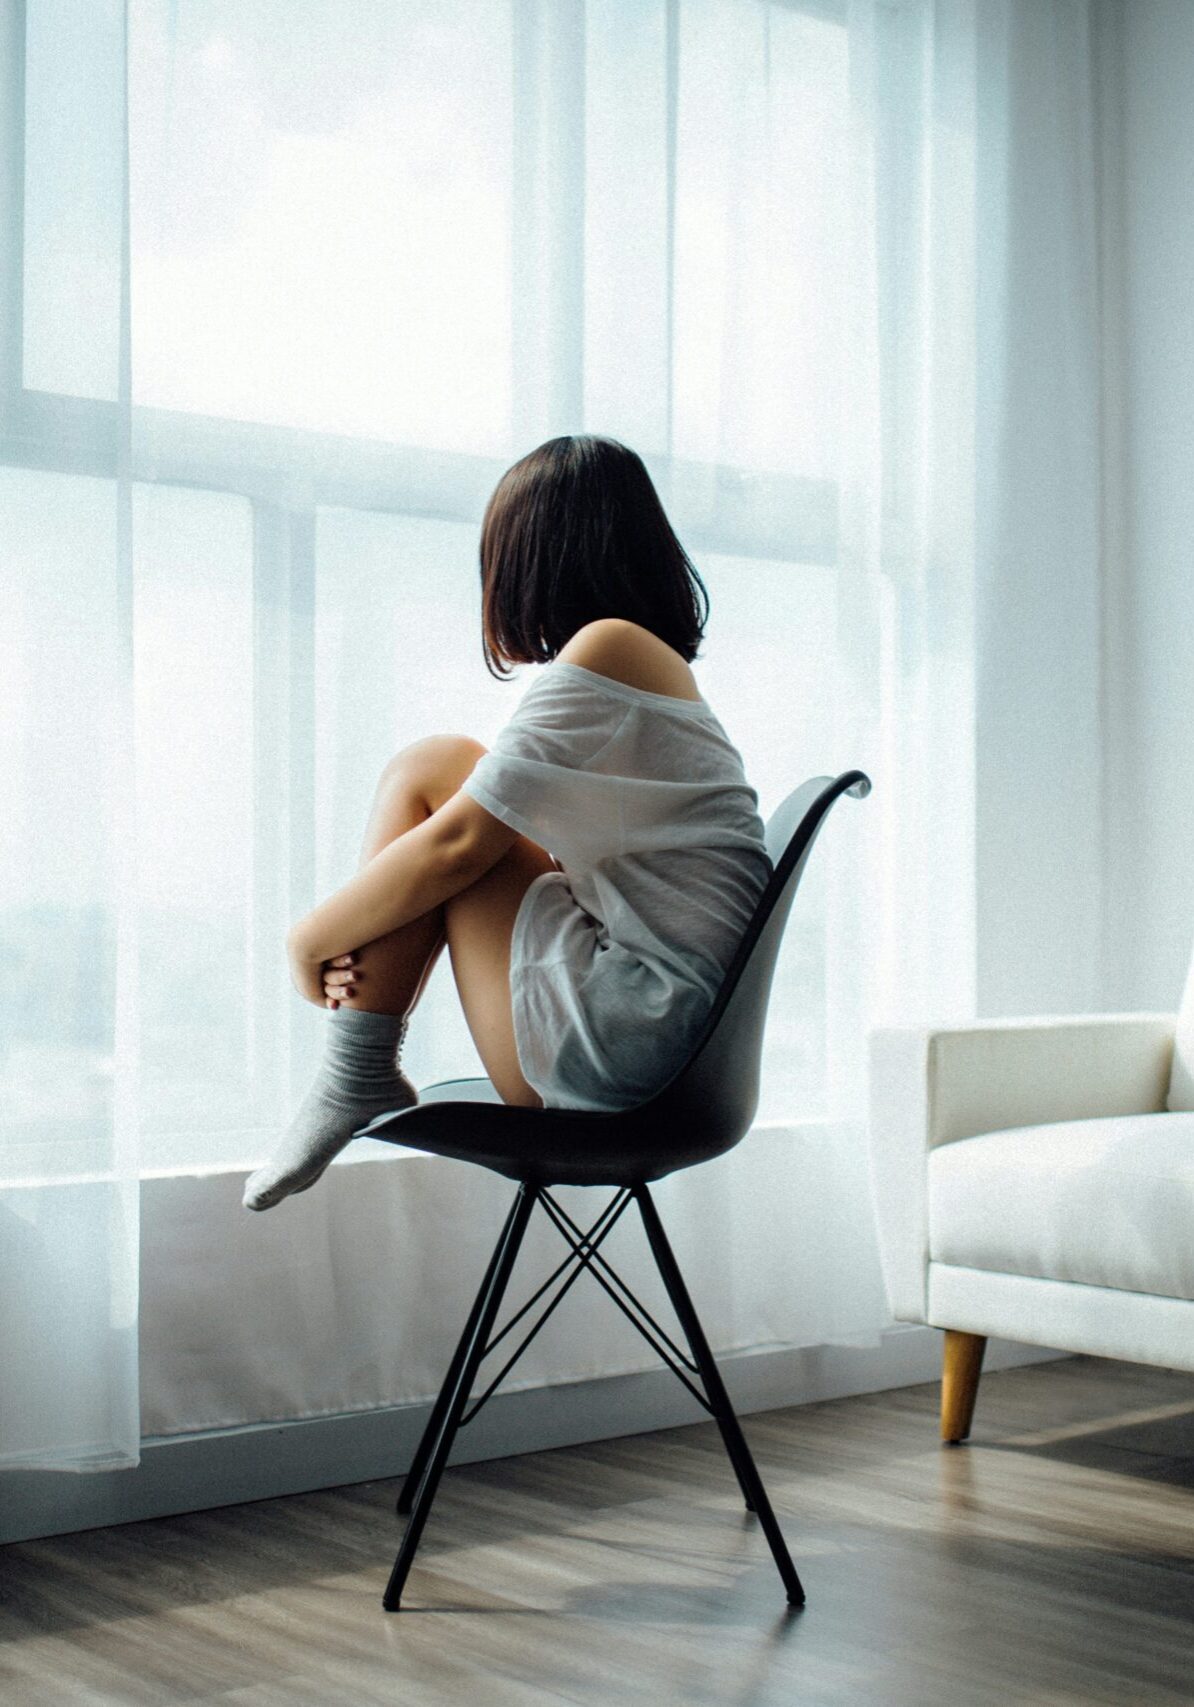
[460, 659, 772, 1112]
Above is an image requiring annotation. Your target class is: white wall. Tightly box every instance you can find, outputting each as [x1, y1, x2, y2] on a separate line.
[1105, 0, 1194, 1010]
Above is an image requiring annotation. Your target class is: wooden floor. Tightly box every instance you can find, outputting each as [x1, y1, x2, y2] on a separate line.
[4, 1354, 1194, 1705]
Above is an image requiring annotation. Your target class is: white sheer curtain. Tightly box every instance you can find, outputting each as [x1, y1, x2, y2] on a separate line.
[1, 0, 1089, 1472]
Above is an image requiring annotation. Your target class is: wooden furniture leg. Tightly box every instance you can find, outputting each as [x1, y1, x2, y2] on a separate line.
[941, 1329, 987, 1443]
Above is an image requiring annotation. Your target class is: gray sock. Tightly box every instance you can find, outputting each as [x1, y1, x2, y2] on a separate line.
[243, 1006, 418, 1211]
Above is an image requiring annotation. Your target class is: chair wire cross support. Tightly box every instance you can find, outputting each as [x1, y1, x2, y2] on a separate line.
[384, 1180, 804, 1611]
[365, 768, 871, 1613]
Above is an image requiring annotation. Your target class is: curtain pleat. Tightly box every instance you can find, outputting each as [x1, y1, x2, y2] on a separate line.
[2, 0, 1104, 1467]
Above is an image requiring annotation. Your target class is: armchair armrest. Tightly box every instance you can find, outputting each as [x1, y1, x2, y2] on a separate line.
[867, 1012, 1175, 1322]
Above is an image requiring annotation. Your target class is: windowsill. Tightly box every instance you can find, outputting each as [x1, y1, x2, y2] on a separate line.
[140, 1135, 428, 1182]
[0, 1137, 432, 1191]
[2, 1117, 844, 1190]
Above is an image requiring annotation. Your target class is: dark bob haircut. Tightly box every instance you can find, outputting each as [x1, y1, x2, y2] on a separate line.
[479, 434, 710, 679]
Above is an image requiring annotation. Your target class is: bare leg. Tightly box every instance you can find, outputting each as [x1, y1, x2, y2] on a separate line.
[243, 737, 477, 1210]
[245, 733, 556, 1210]
[318, 734, 557, 1105]
[442, 837, 555, 1107]
[326, 735, 485, 1018]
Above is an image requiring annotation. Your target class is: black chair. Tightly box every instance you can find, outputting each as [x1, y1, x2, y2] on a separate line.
[359, 768, 871, 1611]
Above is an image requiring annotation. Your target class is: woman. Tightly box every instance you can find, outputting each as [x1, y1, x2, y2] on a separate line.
[244, 435, 772, 1210]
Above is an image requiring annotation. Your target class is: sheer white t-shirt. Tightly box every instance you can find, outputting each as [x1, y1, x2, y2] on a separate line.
[460, 659, 772, 1112]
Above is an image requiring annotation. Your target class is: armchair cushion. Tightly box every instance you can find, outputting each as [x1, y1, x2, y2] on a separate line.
[929, 1112, 1194, 1302]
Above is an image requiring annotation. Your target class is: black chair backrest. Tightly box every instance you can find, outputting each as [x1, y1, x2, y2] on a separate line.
[640, 770, 871, 1161]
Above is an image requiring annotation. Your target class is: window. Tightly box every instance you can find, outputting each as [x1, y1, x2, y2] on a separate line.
[2, 0, 853, 1179]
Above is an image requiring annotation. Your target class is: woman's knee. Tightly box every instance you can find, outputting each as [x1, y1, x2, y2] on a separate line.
[380, 733, 486, 812]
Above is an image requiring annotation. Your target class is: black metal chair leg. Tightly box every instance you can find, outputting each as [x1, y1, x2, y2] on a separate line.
[633, 1191, 758, 1512]
[634, 1184, 806, 1607]
[383, 1182, 538, 1611]
[722, 1434, 758, 1513]
[396, 1192, 523, 1516]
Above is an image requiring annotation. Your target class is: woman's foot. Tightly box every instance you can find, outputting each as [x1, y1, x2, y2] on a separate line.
[243, 1007, 418, 1210]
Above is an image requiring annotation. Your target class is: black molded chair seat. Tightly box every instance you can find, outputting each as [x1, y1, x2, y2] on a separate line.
[351, 769, 870, 1612]
[356, 1075, 754, 1185]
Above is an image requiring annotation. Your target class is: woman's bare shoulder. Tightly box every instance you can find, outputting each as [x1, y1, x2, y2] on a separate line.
[556, 618, 701, 701]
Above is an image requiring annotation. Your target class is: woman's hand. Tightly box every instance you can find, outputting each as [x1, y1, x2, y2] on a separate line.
[321, 951, 360, 1010]
[286, 927, 360, 1009]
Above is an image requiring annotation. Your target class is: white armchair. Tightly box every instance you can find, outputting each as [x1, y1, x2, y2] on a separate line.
[867, 1011, 1190, 1441]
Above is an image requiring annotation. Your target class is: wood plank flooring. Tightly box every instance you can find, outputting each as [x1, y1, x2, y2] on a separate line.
[3, 1354, 1194, 1705]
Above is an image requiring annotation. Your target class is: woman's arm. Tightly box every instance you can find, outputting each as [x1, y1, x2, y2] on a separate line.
[286, 791, 519, 1000]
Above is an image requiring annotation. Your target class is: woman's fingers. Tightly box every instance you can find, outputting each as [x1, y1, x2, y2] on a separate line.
[322, 954, 360, 1009]
[322, 955, 360, 1003]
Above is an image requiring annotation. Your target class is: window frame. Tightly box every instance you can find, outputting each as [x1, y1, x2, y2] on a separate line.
[1, 0, 844, 1169]
[1, 0, 838, 564]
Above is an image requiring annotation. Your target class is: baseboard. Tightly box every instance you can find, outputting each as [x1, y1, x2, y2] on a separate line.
[1, 1327, 1062, 1546]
